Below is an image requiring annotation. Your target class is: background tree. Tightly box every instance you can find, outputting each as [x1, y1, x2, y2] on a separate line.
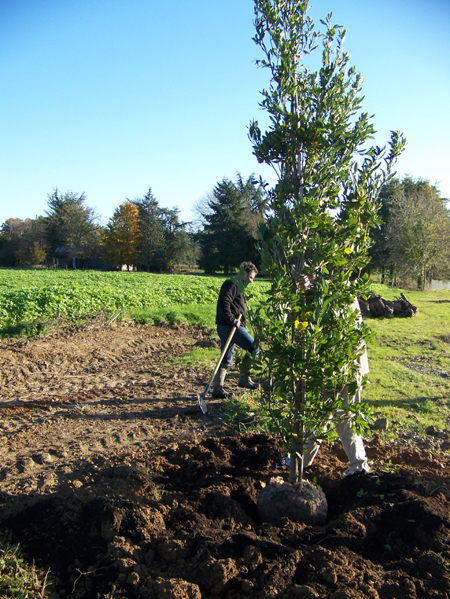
[235, 172, 268, 238]
[197, 173, 267, 273]
[133, 189, 167, 272]
[102, 201, 141, 269]
[248, 0, 405, 484]
[169, 227, 201, 269]
[14, 217, 48, 265]
[0, 218, 34, 266]
[133, 188, 193, 272]
[0, 217, 48, 266]
[384, 178, 450, 288]
[158, 206, 198, 270]
[367, 178, 402, 283]
[45, 189, 98, 269]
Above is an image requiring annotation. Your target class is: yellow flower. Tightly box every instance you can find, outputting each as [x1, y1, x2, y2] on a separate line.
[294, 319, 308, 331]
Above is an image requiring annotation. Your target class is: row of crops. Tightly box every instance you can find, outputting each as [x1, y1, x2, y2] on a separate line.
[0, 269, 269, 327]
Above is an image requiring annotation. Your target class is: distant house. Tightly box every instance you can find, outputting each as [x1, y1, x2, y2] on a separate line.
[51, 246, 112, 270]
[52, 245, 72, 267]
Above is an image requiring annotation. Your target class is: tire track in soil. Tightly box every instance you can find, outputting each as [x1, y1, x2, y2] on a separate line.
[0, 322, 208, 401]
[0, 322, 231, 499]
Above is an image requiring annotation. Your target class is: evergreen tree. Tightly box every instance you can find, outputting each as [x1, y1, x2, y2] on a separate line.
[367, 178, 402, 282]
[45, 189, 98, 269]
[131, 188, 195, 272]
[159, 206, 198, 270]
[134, 189, 167, 272]
[198, 174, 267, 273]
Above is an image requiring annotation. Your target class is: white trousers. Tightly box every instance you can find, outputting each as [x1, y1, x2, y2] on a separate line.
[303, 382, 370, 473]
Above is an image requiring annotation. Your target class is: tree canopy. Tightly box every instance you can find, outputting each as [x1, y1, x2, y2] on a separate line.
[133, 188, 195, 272]
[45, 189, 98, 269]
[248, 0, 405, 484]
[369, 177, 450, 288]
[102, 200, 141, 268]
[197, 173, 267, 274]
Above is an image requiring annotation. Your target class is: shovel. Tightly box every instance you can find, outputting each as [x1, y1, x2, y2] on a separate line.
[197, 314, 242, 414]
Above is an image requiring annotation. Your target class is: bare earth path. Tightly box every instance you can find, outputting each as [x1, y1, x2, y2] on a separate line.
[0, 321, 449, 599]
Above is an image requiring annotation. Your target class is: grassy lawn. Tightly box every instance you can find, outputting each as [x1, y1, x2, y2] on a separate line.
[217, 285, 450, 439]
[363, 287, 450, 436]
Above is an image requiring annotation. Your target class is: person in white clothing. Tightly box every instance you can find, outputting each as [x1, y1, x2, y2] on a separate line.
[299, 278, 371, 476]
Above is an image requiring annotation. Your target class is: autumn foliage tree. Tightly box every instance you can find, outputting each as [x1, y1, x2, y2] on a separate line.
[102, 201, 141, 268]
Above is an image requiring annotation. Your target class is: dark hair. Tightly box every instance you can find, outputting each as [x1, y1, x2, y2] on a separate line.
[241, 261, 258, 275]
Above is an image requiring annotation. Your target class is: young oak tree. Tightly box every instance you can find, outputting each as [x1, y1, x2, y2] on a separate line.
[247, 0, 405, 485]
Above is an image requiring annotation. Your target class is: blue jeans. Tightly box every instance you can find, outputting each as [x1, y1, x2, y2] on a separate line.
[217, 325, 259, 370]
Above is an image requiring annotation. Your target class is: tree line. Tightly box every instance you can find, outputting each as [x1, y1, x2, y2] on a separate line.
[0, 187, 198, 272]
[0, 174, 449, 285]
[368, 177, 450, 288]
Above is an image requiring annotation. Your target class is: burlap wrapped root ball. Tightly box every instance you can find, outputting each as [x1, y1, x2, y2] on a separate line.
[257, 477, 328, 525]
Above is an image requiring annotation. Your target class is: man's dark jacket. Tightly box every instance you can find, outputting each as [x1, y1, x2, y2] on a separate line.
[216, 280, 246, 327]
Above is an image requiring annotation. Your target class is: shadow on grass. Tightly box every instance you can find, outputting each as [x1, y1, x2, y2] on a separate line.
[0, 320, 48, 339]
[369, 395, 443, 410]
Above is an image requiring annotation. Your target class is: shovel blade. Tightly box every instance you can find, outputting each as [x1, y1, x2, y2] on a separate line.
[197, 393, 208, 414]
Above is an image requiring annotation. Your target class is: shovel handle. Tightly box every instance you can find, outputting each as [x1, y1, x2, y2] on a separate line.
[209, 314, 242, 384]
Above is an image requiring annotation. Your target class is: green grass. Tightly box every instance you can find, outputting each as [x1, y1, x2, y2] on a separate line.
[0, 530, 50, 598]
[170, 346, 219, 368]
[209, 284, 450, 440]
[221, 393, 275, 434]
[359, 287, 450, 437]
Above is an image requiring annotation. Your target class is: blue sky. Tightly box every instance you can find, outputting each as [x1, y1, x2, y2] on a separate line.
[1, 0, 449, 227]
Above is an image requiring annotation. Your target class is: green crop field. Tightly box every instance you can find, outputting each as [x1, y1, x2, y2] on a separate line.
[0, 268, 270, 334]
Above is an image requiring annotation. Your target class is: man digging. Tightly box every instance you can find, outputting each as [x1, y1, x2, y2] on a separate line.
[213, 261, 260, 398]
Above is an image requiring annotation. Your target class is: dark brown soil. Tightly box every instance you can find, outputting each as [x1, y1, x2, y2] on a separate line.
[1, 320, 449, 599]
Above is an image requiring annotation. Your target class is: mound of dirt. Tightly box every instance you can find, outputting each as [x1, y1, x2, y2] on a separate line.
[1, 322, 450, 599]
